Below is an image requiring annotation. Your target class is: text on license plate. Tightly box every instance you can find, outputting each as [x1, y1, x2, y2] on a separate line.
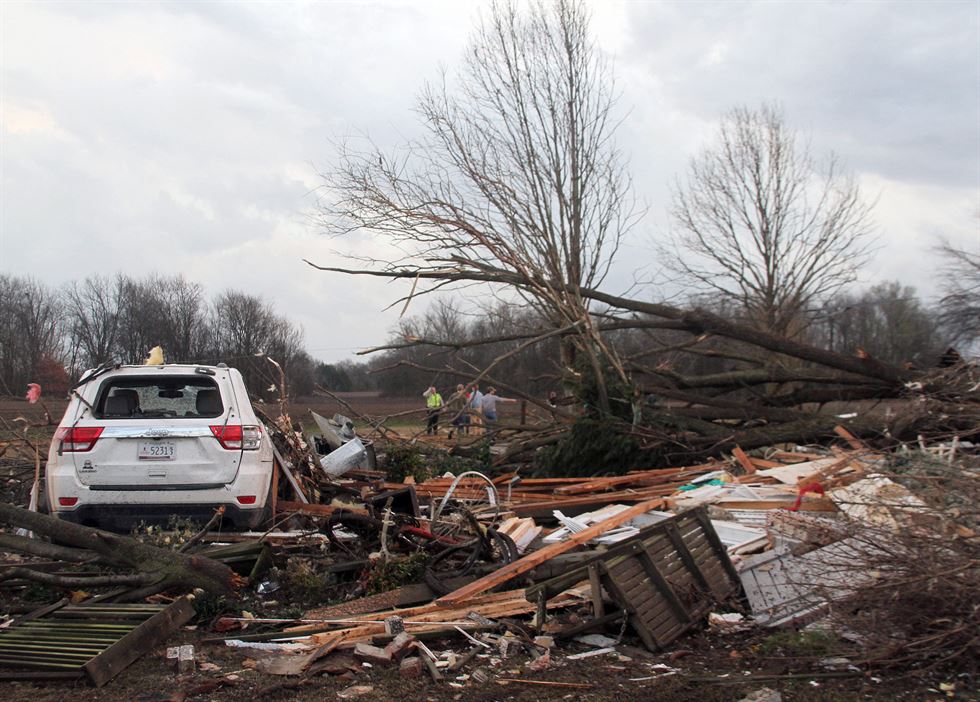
[138, 441, 176, 460]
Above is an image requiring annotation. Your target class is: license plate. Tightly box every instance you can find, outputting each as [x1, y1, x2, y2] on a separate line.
[138, 441, 176, 461]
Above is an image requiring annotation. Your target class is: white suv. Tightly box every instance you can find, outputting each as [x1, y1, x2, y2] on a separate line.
[46, 363, 274, 530]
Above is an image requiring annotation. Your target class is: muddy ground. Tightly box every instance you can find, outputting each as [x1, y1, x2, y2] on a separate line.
[0, 624, 969, 702]
[0, 395, 974, 700]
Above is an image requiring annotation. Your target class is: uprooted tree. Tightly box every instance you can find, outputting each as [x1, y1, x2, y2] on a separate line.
[0, 503, 242, 601]
[311, 0, 979, 470]
[316, 0, 638, 418]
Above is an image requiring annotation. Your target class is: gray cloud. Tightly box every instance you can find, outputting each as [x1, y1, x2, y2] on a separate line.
[1, 1, 976, 362]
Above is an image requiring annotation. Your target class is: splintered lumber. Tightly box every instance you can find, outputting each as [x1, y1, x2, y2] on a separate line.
[551, 466, 705, 496]
[731, 447, 757, 474]
[276, 500, 368, 517]
[834, 425, 869, 452]
[435, 497, 664, 606]
[497, 517, 542, 553]
[303, 577, 475, 620]
[497, 679, 594, 688]
[753, 456, 853, 486]
[512, 487, 683, 519]
[715, 498, 837, 512]
[292, 588, 587, 646]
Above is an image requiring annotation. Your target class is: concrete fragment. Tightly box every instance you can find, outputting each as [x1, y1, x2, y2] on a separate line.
[353, 643, 393, 666]
[737, 688, 782, 702]
[574, 633, 617, 648]
[399, 656, 424, 678]
[471, 667, 491, 684]
[384, 615, 405, 636]
[178, 644, 195, 673]
[384, 632, 417, 662]
[708, 612, 749, 633]
[527, 651, 551, 671]
[337, 685, 374, 699]
[533, 635, 554, 648]
[819, 656, 855, 671]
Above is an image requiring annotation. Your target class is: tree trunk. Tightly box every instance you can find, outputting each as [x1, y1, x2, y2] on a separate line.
[0, 503, 243, 596]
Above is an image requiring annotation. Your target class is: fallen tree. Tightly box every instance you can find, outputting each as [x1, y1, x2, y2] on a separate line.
[309, 0, 977, 469]
[0, 503, 243, 600]
[306, 261, 980, 468]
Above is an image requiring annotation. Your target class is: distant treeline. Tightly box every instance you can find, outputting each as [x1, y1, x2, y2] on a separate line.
[0, 273, 957, 402]
[356, 280, 958, 399]
[0, 273, 314, 399]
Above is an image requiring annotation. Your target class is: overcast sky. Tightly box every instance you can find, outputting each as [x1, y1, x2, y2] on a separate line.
[2, 1, 977, 362]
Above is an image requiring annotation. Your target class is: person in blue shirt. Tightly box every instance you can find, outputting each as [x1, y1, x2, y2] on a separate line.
[479, 386, 516, 425]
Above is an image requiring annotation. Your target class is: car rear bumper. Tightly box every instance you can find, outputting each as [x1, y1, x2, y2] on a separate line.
[46, 458, 273, 532]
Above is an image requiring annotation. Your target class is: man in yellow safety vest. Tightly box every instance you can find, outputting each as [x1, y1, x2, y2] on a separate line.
[423, 385, 444, 435]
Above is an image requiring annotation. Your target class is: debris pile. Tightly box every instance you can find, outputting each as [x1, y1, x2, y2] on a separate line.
[1, 409, 976, 692]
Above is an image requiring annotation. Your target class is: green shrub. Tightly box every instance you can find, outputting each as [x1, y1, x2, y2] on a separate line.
[360, 553, 431, 596]
[382, 442, 487, 482]
[756, 629, 842, 657]
[533, 417, 645, 477]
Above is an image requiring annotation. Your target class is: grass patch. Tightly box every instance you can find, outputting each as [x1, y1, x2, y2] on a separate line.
[381, 442, 488, 483]
[755, 629, 843, 657]
[360, 553, 431, 596]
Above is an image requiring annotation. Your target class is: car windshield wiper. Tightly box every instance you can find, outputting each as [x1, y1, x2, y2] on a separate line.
[71, 362, 119, 391]
[69, 362, 120, 413]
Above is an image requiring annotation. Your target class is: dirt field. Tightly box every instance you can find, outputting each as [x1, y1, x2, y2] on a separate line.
[0, 394, 970, 700]
[0, 392, 526, 432]
[0, 625, 957, 702]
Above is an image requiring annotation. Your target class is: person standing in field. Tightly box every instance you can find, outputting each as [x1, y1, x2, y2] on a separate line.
[422, 385, 444, 435]
[467, 383, 485, 435]
[480, 386, 515, 426]
[447, 383, 470, 439]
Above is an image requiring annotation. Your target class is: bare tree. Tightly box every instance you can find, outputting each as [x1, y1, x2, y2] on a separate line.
[665, 104, 876, 338]
[0, 275, 63, 393]
[315, 0, 637, 413]
[63, 275, 123, 371]
[204, 290, 309, 396]
[814, 281, 945, 366]
[159, 275, 207, 362]
[936, 240, 980, 348]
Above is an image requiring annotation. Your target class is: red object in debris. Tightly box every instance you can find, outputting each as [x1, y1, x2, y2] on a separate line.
[212, 617, 243, 633]
[788, 482, 825, 512]
[25, 383, 41, 404]
[398, 525, 460, 545]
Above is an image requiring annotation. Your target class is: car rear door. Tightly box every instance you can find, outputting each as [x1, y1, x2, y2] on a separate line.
[69, 372, 243, 489]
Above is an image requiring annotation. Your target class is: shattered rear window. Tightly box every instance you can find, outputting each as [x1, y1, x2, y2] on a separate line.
[94, 377, 223, 419]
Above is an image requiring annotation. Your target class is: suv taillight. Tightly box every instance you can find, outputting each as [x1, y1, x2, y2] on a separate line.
[57, 426, 104, 452]
[210, 425, 261, 450]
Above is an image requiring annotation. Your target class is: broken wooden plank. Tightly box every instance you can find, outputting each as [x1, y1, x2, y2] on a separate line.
[715, 498, 837, 512]
[731, 446, 756, 474]
[833, 425, 868, 452]
[276, 500, 368, 518]
[436, 497, 664, 606]
[82, 597, 195, 687]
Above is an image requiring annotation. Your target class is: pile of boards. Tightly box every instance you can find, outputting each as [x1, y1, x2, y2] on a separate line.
[213, 427, 905, 680]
